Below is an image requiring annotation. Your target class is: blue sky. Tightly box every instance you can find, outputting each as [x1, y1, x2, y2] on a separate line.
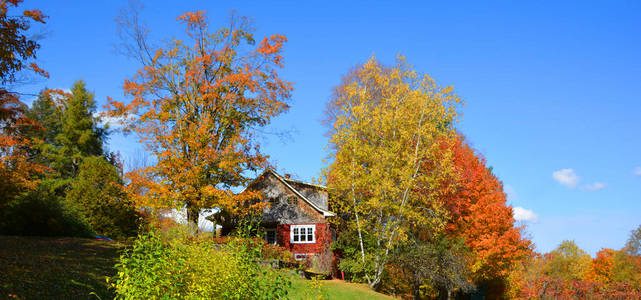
[20, 0, 640, 255]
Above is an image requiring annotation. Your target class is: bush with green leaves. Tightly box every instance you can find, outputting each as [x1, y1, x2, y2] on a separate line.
[66, 156, 140, 239]
[0, 180, 92, 237]
[111, 230, 291, 299]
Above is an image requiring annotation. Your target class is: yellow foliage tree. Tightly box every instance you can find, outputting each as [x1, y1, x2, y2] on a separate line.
[324, 55, 461, 287]
[543, 240, 592, 281]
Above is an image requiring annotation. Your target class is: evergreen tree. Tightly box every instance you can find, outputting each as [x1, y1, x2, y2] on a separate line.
[53, 80, 106, 177]
[24, 90, 63, 167]
[26, 90, 63, 144]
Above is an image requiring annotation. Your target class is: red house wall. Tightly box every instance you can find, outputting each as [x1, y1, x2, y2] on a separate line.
[277, 223, 330, 255]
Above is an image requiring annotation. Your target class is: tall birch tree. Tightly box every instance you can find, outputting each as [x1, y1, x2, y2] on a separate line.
[324, 56, 461, 288]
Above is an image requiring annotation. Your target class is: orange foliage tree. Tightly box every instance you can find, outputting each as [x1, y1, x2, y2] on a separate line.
[509, 244, 641, 299]
[107, 8, 292, 233]
[586, 248, 617, 284]
[0, 92, 46, 200]
[0, 0, 48, 84]
[0, 0, 48, 202]
[437, 135, 532, 289]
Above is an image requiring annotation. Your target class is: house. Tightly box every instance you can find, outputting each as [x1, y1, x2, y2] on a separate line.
[211, 170, 336, 273]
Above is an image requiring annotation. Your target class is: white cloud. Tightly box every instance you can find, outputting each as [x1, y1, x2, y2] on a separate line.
[552, 168, 580, 188]
[552, 168, 606, 191]
[513, 206, 539, 223]
[634, 167, 641, 176]
[580, 182, 606, 191]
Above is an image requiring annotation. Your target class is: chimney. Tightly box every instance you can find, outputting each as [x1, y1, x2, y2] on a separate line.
[284, 173, 291, 179]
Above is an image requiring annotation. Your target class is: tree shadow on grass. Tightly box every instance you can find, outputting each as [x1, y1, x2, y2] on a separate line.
[0, 236, 124, 299]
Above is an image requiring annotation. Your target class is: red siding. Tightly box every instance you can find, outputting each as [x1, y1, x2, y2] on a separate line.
[277, 223, 330, 255]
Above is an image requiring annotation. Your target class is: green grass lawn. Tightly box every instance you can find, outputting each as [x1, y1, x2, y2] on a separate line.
[0, 235, 393, 299]
[0, 236, 124, 299]
[289, 278, 395, 300]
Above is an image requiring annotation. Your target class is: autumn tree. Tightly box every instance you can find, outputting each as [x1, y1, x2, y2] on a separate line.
[325, 56, 461, 288]
[0, 0, 48, 203]
[611, 226, 641, 286]
[107, 7, 292, 234]
[435, 136, 532, 293]
[0, 0, 47, 84]
[585, 248, 616, 284]
[509, 243, 641, 299]
[0, 91, 44, 202]
[544, 240, 591, 281]
[625, 224, 641, 257]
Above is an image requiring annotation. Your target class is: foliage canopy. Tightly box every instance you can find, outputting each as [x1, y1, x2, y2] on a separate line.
[108, 8, 292, 233]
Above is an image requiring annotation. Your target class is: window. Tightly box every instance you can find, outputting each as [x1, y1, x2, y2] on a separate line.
[294, 253, 310, 261]
[290, 225, 315, 243]
[264, 228, 277, 245]
[287, 196, 298, 206]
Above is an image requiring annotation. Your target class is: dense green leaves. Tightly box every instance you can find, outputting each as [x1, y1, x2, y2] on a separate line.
[53, 80, 106, 178]
[66, 156, 140, 239]
[112, 231, 292, 299]
[2, 80, 135, 239]
[391, 235, 474, 299]
[0, 181, 92, 237]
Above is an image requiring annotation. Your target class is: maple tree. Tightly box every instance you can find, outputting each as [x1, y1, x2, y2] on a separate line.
[586, 248, 616, 284]
[508, 243, 641, 299]
[0, 0, 48, 204]
[0, 91, 45, 201]
[377, 135, 532, 298]
[325, 55, 461, 288]
[0, 0, 48, 84]
[435, 136, 532, 288]
[107, 7, 292, 234]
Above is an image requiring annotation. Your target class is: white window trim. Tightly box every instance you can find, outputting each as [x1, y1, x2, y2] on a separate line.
[294, 253, 312, 261]
[290, 224, 316, 244]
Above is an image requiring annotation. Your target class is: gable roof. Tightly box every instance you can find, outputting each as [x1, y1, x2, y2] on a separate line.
[251, 170, 335, 217]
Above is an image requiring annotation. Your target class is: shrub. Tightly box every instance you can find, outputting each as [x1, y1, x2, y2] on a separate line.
[66, 156, 140, 239]
[0, 180, 92, 237]
[111, 230, 291, 299]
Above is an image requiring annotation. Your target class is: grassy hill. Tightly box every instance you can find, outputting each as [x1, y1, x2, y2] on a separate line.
[0, 236, 123, 299]
[289, 278, 395, 300]
[0, 236, 394, 299]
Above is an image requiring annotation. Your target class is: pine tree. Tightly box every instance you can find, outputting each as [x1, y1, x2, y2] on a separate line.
[53, 80, 106, 178]
[24, 89, 63, 167]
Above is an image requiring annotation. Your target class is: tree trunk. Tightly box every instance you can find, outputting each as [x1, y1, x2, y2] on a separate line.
[186, 205, 200, 236]
[438, 287, 454, 300]
[412, 281, 422, 300]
